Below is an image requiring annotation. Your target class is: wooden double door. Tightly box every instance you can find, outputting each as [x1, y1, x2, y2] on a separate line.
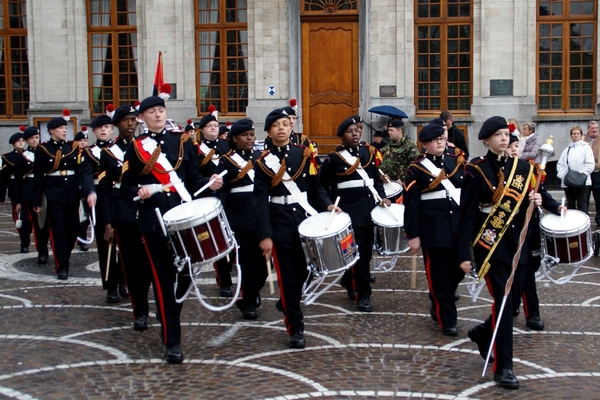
[301, 18, 359, 154]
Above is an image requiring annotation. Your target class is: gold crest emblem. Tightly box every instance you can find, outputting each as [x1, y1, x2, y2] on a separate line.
[511, 174, 524, 190]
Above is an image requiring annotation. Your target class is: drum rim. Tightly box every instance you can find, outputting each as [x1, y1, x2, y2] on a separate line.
[163, 198, 224, 230]
[371, 204, 404, 227]
[540, 210, 590, 236]
[383, 181, 403, 197]
[298, 211, 352, 239]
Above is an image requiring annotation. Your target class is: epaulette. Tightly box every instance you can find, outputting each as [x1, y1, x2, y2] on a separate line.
[335, 145, 345, 152]
[1, 154, 14, 167]
[471, 156, 486, 165]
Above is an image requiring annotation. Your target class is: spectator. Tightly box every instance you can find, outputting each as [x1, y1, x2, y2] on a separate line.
[440, 110, 469, 159]
[521, 122, 542, 164]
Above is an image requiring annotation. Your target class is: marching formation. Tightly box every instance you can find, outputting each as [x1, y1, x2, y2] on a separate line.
[1, 97, 581, 390]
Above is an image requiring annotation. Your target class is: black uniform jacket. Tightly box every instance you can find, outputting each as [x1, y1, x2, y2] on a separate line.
[120, 129, 210, 234]
[98, 138, 137, 224]
[0, 150, 21, 202]
[253, 143, 331, 242]
[319, 144, 385, 227]
[264, 131, 310, 150]
[216, 148, 262, 231]
[197, 138, 230, 176]
[457, 151, 533, 266]
[79, 140, 113, 227]
[32, 140, 80, 207]
[404, 152, 464, 248]
[13, 148, 36, 204]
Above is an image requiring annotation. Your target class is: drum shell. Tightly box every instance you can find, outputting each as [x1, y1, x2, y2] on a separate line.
[163, 198, 235, 264]
[371, 204, 409, 255]
[298, 212, 359, 274]
[540, 210, 592, 265]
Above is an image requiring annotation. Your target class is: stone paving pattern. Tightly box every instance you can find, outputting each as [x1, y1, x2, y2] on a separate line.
[0, 202, 599, 399]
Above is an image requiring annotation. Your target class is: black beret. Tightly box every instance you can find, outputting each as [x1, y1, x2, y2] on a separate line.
[9, 132, 23, 144]
[429, 118, 446, 127]
[282, 106, 296, 116]
[138, 96, 165, 114]
[199, 114, 217, 129]
[387, 119, 404, 128]
[478, 116, 508, 140]
[373, 131, 384, 137]
[74, 130, 88, 141]
[419, 124, 445, 142]
[337, 117, 360, 137]
[90, 114, 113, 129]
[228, 119, 255, 150]
[219, 125, 230, 136]
[23, 126, 40, 139]
[509, 133, 519, 144]
[264, 108, 290, 132]
[350, 115, 363, 123]
[112, 105, 136, 124]
[47, 117, 67, 130]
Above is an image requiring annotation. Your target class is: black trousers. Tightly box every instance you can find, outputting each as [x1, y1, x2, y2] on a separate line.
[114, 221, 152, 319]
[142, 232, 191, 346]
[471, 258, 516, 372]
[11, 200, 31, 249]
[94, 223, 121, 291]
[341, 225, 373, 301]
[512, 255, 542, 319]
[24, 200, 49, 255]
[215, 254, 233, 288]
[423, 246, 464, 329]
[47, 201, 79, 274]
[272, 239, 309, 335]
[564, 186, 590, 213]
[234, 228, 268, 310]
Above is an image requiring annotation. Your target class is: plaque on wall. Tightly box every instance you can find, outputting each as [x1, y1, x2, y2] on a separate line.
[379, 85, 397, 98]
[490, 80, 513, 96]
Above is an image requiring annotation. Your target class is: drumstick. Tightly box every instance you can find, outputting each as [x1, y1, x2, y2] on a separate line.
[560, 196, 566, 226]
[375, 193, 399, 222]
[378, 169, 390, 183]
[266, 256, 275, 294]
[325, 196, 341, 230]
[193, 170, 228, 197]
[133, 182, 175, 202]
[105, 243, 112, 281]
[410, 254, 417, 289]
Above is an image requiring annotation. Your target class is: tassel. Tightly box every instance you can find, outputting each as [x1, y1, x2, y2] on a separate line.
[375, 150, 383, 167]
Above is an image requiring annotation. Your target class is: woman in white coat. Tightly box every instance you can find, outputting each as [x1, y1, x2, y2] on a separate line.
[556, 125, 595, 212]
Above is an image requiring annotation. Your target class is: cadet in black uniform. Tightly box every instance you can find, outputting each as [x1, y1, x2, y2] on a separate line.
[99, 104, 153, 330]
[121, 96, 223, 364]
[80, 114, 126, 303]
[216, 119, 268, 319]
[264, 99, 310, 150]
[253, 108, 338, 349]
[319, 117, 388, 312]
[404, 123, 466, 336]
[14, 126, 50, 263]
[196, 106, 234, 297]
[0, 131, 30, 252]
[32, 115, 81, 280]
[458, 116, 542, 390]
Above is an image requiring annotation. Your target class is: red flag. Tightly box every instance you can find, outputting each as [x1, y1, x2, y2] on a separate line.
[152, 52, 164, 96]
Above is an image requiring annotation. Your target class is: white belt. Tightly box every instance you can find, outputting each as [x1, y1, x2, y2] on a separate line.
[479, 205, 493, 214]
[337, 178, 374, 189]
[113, 182, 121, 189]
[270, 191, 308, 205]
[421, 188, 461, 201]
[47, 170, 75, 177]
[230, 184, 254, 194]
[25, 174, 34, 178]
[94, 179, 99, 185]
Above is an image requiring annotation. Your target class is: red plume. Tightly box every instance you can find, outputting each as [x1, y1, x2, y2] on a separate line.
[134, 101, 141, 111]
[208, 105, 217, 113]
[187, 119, 193, 124]
[289, 99, 297, 107]
[81, 126, 88, 132]
[106, 103, 115, 118]
[62, 109, 71, 121]
[508, 123, 516, 133]
[226, 121, 231, 127]
[19, 125, 26, 132]
[158, 84, 172, 100]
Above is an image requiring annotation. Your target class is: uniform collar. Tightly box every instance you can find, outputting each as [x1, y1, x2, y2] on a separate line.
[426, 152, 444, 162]
[203, 138, 218, 147]
[149, 129, 166, 139]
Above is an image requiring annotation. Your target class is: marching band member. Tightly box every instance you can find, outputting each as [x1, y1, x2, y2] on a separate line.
[264, 99, 310, 149]
[74, 129, 91, 252]
[196, 106, 234, 297]
[253, 108, 338, 349]
[458, 116, 542, 390]
[99, 104, 152, 330]
[216, 119, 267, 320]
[32, 113, 81, 280]
[120, 95, 222, 364]
[404, 123, 465, 336]
[14, 126, 50, 263]
[80, 113, 126, 303]
[0, 131, 30, 253]
[319, 117, 388, 312]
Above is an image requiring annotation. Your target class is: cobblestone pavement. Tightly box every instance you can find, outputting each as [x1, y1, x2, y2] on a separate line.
[1, 202, 599, 399]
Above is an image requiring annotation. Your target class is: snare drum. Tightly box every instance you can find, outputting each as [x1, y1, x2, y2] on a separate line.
[298, 211, 359, 275]
[371, 204, 409, 255]
[162, 197, 235, 265]
[540, 210, 592, 265]
[383, 181, 403, 199]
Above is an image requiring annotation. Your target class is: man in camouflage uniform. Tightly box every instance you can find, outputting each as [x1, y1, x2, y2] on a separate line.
[380, 120, 419, 183]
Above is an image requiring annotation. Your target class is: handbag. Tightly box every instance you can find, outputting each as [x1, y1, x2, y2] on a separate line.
[563, 147, 587, 188]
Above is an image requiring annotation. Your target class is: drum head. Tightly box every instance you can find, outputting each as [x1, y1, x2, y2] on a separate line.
[540, 209, 590, 234]
[163, 197, 223, 230]
[383, 181, 403, 198]
[298, 211, 352, 239]
[371, 204, 404, 227]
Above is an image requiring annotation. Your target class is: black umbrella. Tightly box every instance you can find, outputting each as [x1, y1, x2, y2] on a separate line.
[368, 105, 409, 119]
